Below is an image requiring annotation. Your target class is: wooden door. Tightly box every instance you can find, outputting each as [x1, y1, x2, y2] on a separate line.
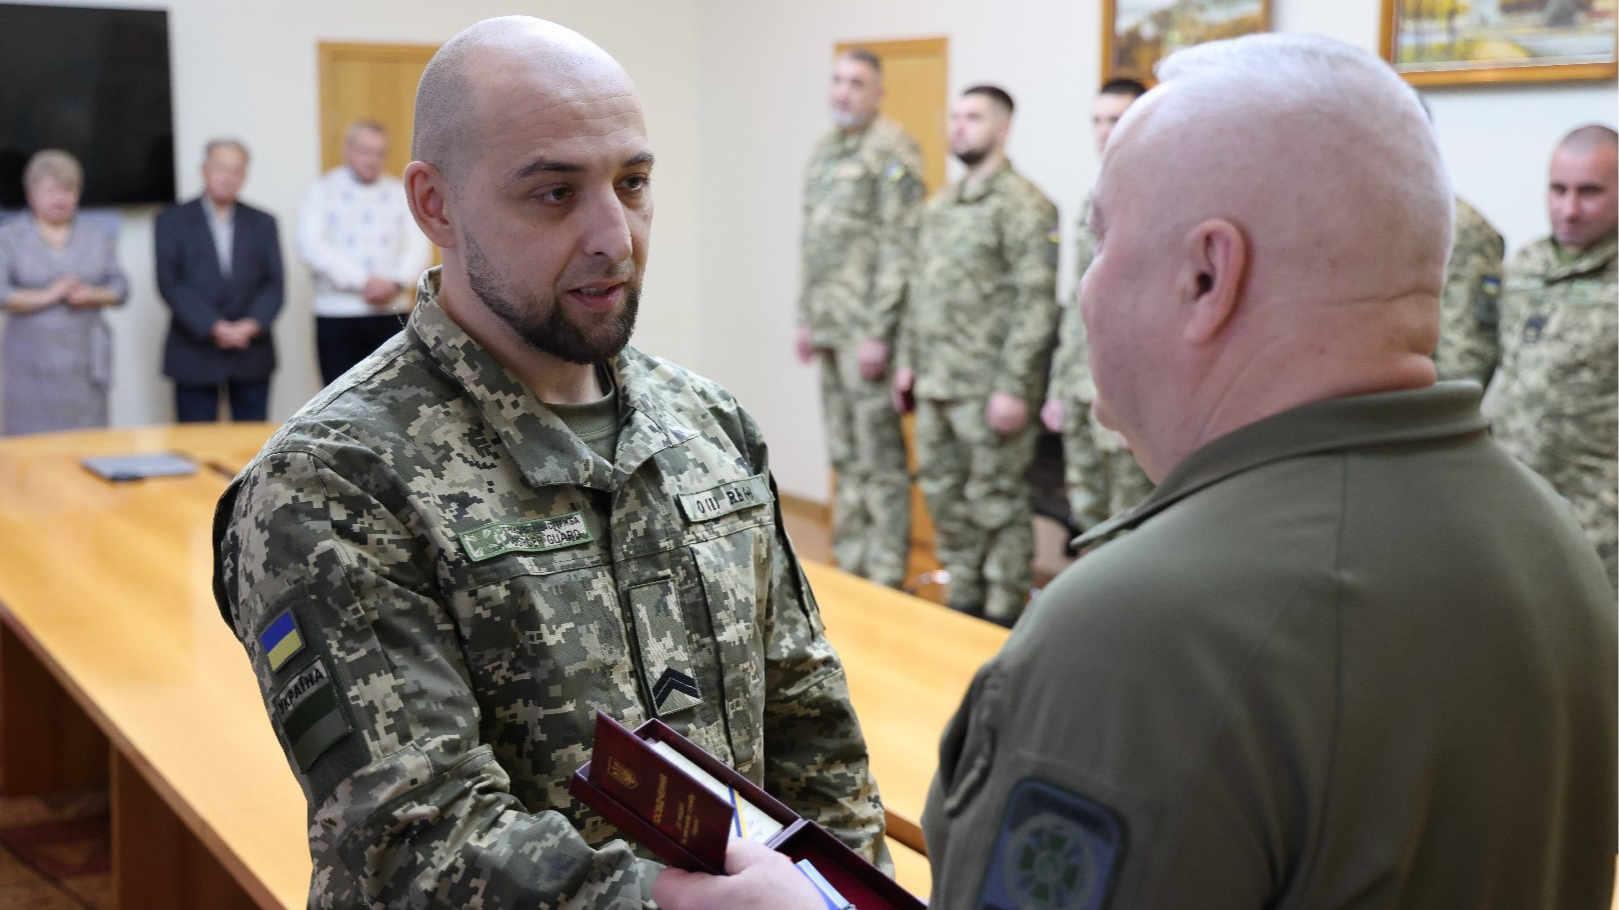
[317, 42, 437, 175]
[833, 37, 949, 591]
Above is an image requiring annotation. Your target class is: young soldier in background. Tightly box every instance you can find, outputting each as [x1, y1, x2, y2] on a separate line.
[893, 85, 1059, 624]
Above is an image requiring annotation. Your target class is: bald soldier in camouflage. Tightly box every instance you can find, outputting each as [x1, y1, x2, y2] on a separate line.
[894, 85, 1059, 623]
[1043, 79, 1154, 534]
[212, 18, 887, 908]
[1432, 197, 1504, 386]
[1487, 124, 1619, 586]
[797, 49, 925, 589]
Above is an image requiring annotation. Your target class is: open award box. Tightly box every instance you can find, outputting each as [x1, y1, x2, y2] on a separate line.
[571, 711, 925, 909]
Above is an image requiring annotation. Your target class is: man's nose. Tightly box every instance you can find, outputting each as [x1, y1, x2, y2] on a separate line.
[581, 190, 634, 262]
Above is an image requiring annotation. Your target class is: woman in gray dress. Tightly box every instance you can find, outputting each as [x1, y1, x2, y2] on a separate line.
[0, 149, 128, 435]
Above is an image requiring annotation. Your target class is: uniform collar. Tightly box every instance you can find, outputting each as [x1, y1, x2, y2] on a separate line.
[1546, 230, 1617, 282]
[406, 268, 696, 492]
[953, 158, 1012, 204]
[830, 116, 884, 155]
[1076, 383, 1490, 548]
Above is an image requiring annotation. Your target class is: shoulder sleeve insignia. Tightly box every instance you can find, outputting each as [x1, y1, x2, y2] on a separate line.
[259, 608, 305, 673]
[271, 658, 354, 772]
[976, 777, 1125, 910]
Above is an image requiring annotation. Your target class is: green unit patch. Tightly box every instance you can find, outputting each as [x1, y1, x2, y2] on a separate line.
[677, 475, 771, 523]
[459, 511, 594, 562]
[272, 659, 352, 771]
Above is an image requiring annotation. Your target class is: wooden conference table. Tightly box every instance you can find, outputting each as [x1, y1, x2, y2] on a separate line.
[0, 423, 1006, 906]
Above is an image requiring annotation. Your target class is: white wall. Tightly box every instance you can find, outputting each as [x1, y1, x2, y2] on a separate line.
[6, 0, 703, 429]
[692, 0, 1619, 502]
[6, 1, 1613, 502]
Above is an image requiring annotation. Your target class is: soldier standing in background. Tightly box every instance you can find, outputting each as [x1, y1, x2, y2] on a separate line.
[215, 18, 890, 907]
[1432, 197, 1505, 386]
[796, 49, 925, 589]
[1042, 78, 1153, 536]
[894, 85, 1059, 624]
[1487, 124, 1618, 586]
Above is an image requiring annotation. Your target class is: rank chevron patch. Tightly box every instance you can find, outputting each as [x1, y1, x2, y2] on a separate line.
[652, 667, 701, 712]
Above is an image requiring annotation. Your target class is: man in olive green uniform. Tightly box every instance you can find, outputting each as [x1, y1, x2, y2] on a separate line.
[1487, 124, 1618, 587]
[213, 19, 888, 908]
[1432, 196, 1505, 386]
[1043, 79, 1154, 535]
[893, 85, 1059, 624]
[797, 49, 925, 589]
[644, 34, 1619, 910]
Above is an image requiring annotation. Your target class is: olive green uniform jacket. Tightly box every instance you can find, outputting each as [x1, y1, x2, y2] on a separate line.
[922, 383, 1616, 910]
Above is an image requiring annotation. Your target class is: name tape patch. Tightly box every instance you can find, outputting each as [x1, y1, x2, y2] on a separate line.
[460, 512, 594, 562]
[272, 660, 352, 771]
[677, 476, 770, 523]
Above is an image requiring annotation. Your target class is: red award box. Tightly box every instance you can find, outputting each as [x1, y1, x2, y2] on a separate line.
[571, 711, 926, 909]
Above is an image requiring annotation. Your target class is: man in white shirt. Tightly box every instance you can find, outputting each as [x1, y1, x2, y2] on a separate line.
[297, 120, 433, 384]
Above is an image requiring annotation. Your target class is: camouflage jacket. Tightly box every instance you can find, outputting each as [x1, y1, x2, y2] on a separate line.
[213, 271, 887, 908]
[799, 115, 926, 348]
[900, 160, 1060, 403]
[1045, 197, 1125, 454]
[1488, 231, 1617, 544]
[1048, 198, 1096, 408]
[1433, 197, 1505, 387]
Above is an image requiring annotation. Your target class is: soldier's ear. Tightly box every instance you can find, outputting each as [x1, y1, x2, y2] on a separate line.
[1181, 218, 1247, 345]
[404, 161, 457, 250]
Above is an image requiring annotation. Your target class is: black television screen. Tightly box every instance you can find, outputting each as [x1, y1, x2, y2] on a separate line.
[0, 3, 175, 208]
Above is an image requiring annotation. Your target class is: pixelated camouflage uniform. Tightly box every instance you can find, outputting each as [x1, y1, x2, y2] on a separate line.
[1433, 197, 1505, 387]
[800, 115, 925, 589]
[1046, 198, 1154, 534]
[899, 161, 1059, 621]
[213, 270, 889, 908]
[1488, 230, 1618, 588]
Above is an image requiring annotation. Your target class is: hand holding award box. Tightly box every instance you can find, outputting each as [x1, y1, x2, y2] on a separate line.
[571, 711, 926, 909]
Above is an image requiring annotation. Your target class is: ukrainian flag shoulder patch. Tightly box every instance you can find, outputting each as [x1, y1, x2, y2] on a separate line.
[259, 609, 305, 673]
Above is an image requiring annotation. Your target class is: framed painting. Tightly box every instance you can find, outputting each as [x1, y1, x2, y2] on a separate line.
[1101, 0, 1271, 84]
[1381, 0, 1618, 86]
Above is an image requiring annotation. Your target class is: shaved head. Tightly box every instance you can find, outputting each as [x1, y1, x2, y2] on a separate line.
[403, 17, 653, 393]
[413, 17, 636, 187]
[1111, 34, 1452, 309]
[1081, 34, 1453, 479]
[1559, 123, 1618, 155]
[1547, 122, 1618, 252]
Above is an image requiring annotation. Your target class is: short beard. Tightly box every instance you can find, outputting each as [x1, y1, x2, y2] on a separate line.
[954, 146, 988, 167]
[463, 231, 640, 366]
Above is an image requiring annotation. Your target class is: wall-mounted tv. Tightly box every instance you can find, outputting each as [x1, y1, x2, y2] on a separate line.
[0, 3, 176, 209]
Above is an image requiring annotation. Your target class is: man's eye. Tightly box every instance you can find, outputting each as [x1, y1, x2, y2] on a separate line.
[621, 174, 650, 192]
[537, 186, 572, 203]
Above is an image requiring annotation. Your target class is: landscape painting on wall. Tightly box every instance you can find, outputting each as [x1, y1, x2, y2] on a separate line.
[1102, 0, 1270, 84]
[1382, 0, 1617, 85]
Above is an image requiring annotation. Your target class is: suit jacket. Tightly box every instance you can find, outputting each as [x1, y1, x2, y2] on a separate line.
[155, 197, 284, 384]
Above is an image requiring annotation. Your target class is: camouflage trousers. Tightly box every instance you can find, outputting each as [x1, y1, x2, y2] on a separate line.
[1060, 397, 1153, 533]
[819, 346, 912, 588]
[914, 397, 1037, 622]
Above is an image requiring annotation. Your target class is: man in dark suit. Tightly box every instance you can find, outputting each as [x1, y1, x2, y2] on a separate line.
[155, 139, 284, 422]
